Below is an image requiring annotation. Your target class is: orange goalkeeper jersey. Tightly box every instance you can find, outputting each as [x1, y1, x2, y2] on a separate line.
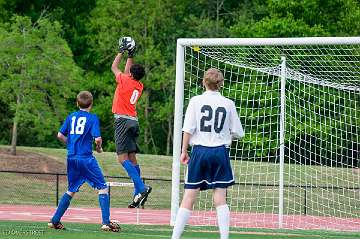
[112, 73, 143, 117]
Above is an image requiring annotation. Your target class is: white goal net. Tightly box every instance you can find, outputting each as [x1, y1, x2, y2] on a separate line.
[172, 37, 360, 231]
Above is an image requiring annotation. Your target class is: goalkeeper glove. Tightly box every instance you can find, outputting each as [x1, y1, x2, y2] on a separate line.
[118, 37, 130, 53]
[127, 45, 137, 58]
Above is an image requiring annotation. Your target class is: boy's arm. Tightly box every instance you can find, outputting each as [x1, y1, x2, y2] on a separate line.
[230, 102, 245, 138]
[111, 53, 124, 77]
[91, 116, 103, 153]
[180, 99, 196, 164]
[180, 132, 191, 165]
[124, 58, 133, 74]
[57, 132, 67, 144]
[95, 137, 103, 153]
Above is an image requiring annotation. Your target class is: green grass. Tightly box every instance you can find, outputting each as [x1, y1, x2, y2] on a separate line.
[15, 146, 174, 179]
[0, 145, 175, 208]
[0, 221, 359, 239]
[0, 145, 360, 217]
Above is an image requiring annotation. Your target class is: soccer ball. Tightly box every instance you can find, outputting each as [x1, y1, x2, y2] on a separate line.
[119, 36, 136, 50]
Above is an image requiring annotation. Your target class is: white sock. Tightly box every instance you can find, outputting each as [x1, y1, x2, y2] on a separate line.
[216, 204, 230, 239]
[171, 207, 191, 239]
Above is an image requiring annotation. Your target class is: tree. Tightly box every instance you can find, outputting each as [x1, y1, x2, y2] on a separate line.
[229, 0, 360, 37]
[85, 0, 181, 154]
[0, 15, 82, 154]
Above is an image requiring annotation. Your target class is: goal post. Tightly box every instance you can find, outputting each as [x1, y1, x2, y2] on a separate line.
[171, 43, 185, 225]
[172, 37, 360, 230]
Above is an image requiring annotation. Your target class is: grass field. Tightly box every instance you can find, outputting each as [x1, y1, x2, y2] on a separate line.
[1, 145, 360, 216]
[0, 221, 359, 239]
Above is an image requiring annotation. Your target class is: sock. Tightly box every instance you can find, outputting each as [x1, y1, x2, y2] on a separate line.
[171, 208, 191, 239]
[122, 159, 145, 194]
[216, 204, 230, 239]
[98, 193, 110, 225]
[51, 193, 72, 223]
[134, 164, 141, 177]
[133, 164, 141, 195]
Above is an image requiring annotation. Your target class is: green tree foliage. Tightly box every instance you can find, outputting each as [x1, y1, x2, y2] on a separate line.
[85, 0, 183, 154]
[230, 0, 360, 37]
[0, 15, 82, 154]
[0, 0, 359, 158]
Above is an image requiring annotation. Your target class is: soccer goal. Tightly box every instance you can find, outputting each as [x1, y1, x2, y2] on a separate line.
[171, 37, 360, 231]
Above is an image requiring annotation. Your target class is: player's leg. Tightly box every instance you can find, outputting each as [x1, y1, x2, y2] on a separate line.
[82, 156, 120, 232]
[98, 188, 120, 232]
[128, 153, 140, 196]
[98, 187, 110, 224]
[49, 157, 82, 229]
[126, 121, 151, 207]
[48, 191, 75, 229]
[211, 146, 233, 239]
[213, 188, 230, 239]
[128, 152, 151, 207]
[115, 117, 150, 207]
[115, 118, 146, 195]
[171, 189, 199, 239]
[118, 153, 146, 197]
[172, 145, 208, 238]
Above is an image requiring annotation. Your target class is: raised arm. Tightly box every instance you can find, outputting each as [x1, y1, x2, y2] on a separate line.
[111, 53, 123, 77]
[124, 58, 134, 74]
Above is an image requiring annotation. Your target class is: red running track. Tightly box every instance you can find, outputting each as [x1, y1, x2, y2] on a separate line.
[0, 205, 359, 231]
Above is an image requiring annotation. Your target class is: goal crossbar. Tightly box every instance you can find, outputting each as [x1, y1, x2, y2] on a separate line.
[177, 37, 360, 46]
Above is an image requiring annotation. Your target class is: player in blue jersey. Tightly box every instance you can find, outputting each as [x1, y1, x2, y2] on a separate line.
[172, 68, 244, 239]
[48, 91, 120, 232]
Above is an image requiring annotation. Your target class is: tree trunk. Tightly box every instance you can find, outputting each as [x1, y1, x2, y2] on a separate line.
[10, 119, 18, 155]
[216, 0, 224, 34]
[10, 95, 20, 155]
[148, 122, 158, 155]
[166, 116, 172, 155]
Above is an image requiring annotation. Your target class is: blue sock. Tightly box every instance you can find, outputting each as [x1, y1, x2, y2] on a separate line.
[98, 193, 110, 225]
[122, 159, 145, 194]
[133, 164, 141, 195]
[134, 164, 141, 176]
[52, 193, 72, 223]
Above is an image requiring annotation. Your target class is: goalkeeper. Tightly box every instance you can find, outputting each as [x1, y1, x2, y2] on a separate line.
[171, 68, 244, 239]
[111, 37, 151, 208]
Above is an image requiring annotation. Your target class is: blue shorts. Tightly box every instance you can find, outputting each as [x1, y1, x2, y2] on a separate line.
[185, 145, 235, 191]
[67, 156, 107, 192]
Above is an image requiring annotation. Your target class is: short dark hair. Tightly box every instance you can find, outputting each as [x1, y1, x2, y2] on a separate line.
[77, 91, 93, 109]
[130, 64, 145, 81]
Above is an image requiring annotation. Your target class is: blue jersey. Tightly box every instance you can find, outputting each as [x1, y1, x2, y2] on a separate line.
[59, 110, 101, 157]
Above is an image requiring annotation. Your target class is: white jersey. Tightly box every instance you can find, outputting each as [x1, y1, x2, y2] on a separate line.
[182, 90, 244, 147]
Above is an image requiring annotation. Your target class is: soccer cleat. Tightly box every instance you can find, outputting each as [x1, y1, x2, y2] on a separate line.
[101, 221, 121, 232]
[48, 221, 65, 230]
[128, 197, 137, 208]
[128, 186, 152, 208]
[140, 186, 152, 207]
[139, 196, 148, 209]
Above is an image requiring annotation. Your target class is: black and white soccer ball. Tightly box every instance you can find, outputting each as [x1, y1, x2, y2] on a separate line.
[119, 36, 136, 51]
